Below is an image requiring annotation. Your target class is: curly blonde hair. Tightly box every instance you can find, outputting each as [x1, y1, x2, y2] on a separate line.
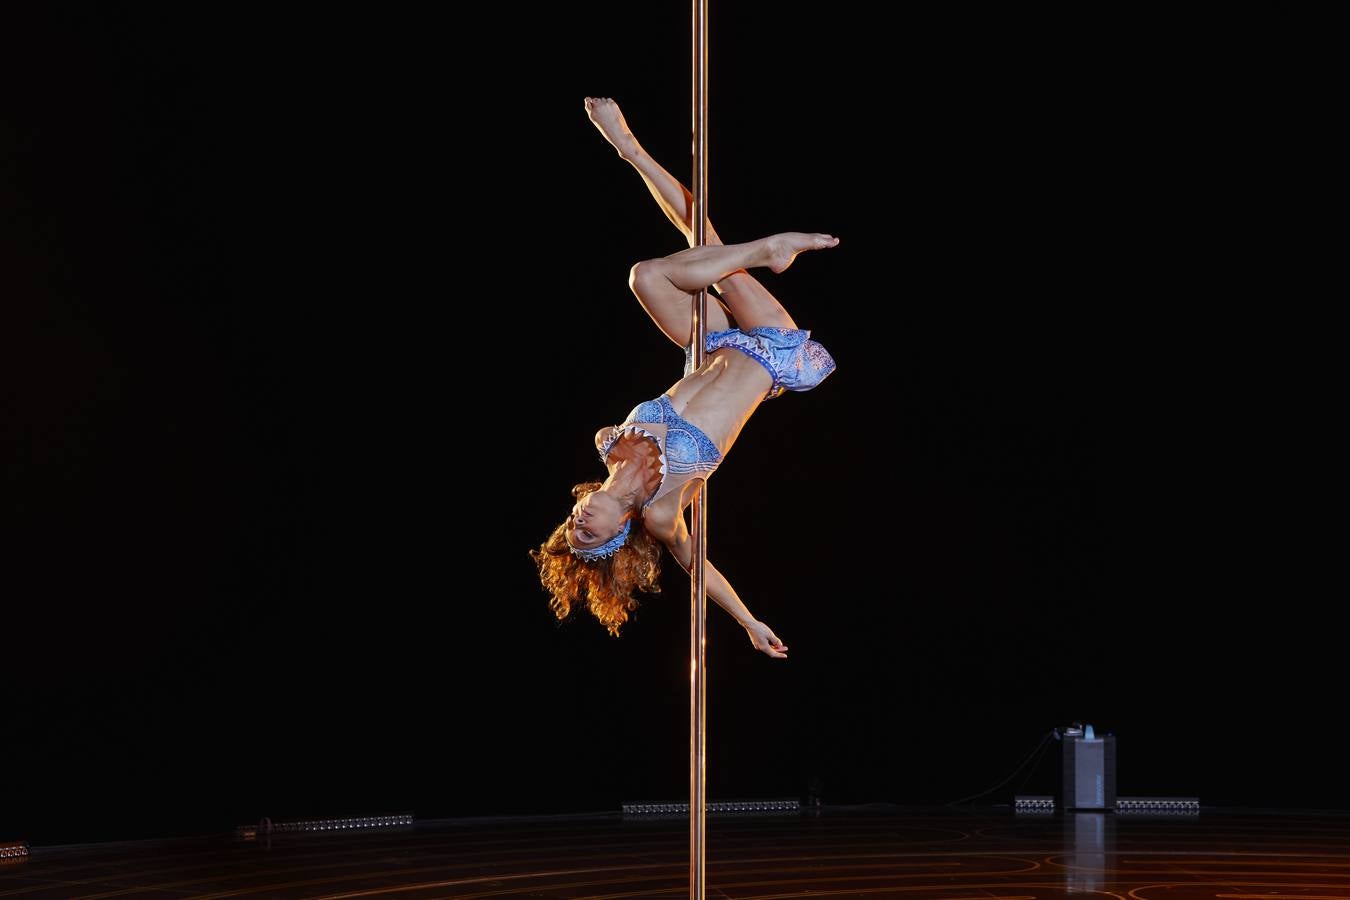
[529, 481, 663, 637]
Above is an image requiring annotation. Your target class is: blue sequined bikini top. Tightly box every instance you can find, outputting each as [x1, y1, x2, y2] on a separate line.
[597, 394, 723, 510]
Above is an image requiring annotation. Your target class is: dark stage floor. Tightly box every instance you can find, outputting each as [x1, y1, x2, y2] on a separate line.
[5, 804, 1350, 898]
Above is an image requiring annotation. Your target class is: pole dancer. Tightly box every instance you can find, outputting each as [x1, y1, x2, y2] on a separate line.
[528, 97, 839, 657]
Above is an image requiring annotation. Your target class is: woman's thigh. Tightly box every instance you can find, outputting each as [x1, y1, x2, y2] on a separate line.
[629, 262, 734, 347]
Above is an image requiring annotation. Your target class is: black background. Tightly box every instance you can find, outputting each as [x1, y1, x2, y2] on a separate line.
[3, 5, 1333, 846]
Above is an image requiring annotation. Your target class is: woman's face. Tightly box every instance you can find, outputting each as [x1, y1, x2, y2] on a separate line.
[566, 490, 623, 549]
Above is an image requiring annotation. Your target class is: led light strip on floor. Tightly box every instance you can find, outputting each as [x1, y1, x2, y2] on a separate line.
[236, 813, 414, 838]
[1013, 795, 1056, 813]
[623, 799, 800, 817]
[1116, 797, 1200, 814]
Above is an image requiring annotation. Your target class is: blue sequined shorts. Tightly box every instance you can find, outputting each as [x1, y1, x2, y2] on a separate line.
[684, 326, 837, 400]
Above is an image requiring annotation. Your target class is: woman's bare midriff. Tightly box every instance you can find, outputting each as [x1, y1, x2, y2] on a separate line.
[664, 347, 773, 456]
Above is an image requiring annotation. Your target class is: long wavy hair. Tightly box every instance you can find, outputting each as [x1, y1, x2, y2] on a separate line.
[529, 481, 663, 637]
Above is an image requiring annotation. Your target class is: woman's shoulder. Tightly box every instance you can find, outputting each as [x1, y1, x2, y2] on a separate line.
[642, 495, 674, 521]
[640, 478, 704, 531]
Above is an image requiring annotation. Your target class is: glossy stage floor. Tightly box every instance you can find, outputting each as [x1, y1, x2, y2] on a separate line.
[5, 804, 1350, 898]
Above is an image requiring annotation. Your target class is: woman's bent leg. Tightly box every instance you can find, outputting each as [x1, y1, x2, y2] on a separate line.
[633, 233, 838, 331]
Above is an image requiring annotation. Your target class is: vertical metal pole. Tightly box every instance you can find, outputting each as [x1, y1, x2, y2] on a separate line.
[690, 2, 709, 899]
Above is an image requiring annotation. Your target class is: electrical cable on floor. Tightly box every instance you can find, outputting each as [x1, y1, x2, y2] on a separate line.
[943, 730, 1054, 807]
[1011, 731, 1056, 796]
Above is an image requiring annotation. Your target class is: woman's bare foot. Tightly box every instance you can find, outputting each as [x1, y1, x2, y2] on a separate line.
[584, 96, 639, 159]
[764, 232, 841, 273]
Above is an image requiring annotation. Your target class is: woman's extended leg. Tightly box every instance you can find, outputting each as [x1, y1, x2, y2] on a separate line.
[586, 97, 726, 251]
[629, 232, 838, 333]
[588, 97, 815, 344]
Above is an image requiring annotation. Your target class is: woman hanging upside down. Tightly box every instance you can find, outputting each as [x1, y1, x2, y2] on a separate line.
[529, 97, 839, 659]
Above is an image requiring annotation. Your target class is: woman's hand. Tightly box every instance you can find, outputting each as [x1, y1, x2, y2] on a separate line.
[745, 620, 789, 659]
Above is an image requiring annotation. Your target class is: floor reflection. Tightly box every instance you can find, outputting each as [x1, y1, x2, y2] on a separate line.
[1064, 810, 1116, 894]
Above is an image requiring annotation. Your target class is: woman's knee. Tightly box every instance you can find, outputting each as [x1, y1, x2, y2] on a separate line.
[628, 258, 671, 298]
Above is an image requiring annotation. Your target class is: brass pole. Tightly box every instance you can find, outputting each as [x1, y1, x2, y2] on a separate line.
[689, 1, 709, 898]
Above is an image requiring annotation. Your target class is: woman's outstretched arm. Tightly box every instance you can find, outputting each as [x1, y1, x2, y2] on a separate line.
[653, 511, 790, 659]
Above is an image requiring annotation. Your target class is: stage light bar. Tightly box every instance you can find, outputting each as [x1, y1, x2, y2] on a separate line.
[622, 798, 800, 817]
[236, 813, 414, 839]
[1013, 795, 1056, 813]
[1, 840, 29, 861]
[1116, 797, 1200, 814]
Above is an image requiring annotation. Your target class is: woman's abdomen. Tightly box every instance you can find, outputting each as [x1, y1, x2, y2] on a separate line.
[666, 348, 770, 455]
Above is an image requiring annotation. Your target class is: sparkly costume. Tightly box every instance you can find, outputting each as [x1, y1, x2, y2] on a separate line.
[597, 394, 723, 511]
[571, 328, 836, 558]
[684, 326, 837, 400]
